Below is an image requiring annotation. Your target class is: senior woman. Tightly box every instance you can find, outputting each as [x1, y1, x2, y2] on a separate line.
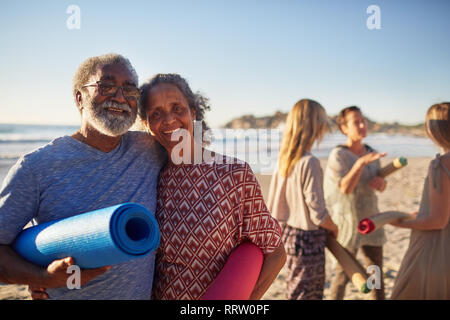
[324, 106, 387, 300]
[139, 73, 286, 300]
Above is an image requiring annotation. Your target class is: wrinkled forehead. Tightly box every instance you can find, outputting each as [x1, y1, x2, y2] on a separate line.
[90, 63, 136, 86]
[147, 83, 189, 106]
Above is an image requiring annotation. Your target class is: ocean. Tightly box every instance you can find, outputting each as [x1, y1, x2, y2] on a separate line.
[207, 128, 440, 174]
[0, 123, 440, 181]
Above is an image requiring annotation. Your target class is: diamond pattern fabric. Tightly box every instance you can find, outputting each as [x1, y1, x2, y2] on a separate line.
[153, 156, 282, 300]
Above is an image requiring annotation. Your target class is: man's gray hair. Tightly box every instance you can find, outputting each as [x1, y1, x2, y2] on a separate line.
[72, 53, 138, 105]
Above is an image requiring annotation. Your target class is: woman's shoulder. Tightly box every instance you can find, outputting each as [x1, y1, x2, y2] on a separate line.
[297, 153, 320, 168]
[211, 154, 260, 185]
[438, 153, 450, 168]
[195, 152, 251, 175]
[426, 153, 450, 194]
[202, 153, 248, 168]
[294, 154, 324, 180]
[328, 145, 351, 160]
[364, 144, 377, 153]
[430, 153, 450, 177]
[160, 154, 252, 186]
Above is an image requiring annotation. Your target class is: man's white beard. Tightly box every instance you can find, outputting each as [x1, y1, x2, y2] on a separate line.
[83, 98, 137, 137]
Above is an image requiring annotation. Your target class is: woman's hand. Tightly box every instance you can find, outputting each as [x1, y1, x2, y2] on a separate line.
[249, 245, 286, 300]
[319, 216, 339, 239]
[327, 224, 339, 239]
[368, 176, 387, 192]
[358, 152, 387, 167]
[340, 151, 387, 195]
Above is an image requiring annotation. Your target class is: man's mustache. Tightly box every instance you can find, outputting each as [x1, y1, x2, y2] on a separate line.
[100, 101, 132, 113]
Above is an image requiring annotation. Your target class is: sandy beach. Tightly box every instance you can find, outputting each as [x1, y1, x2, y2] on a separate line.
[0, 157, 432, 300]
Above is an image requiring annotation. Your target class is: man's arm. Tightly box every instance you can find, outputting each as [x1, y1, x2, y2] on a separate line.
[0, 159, 68, 289]
[0, 156, 109, 295]
[0, 245, 109, 289]
[0, 245, 47, 286]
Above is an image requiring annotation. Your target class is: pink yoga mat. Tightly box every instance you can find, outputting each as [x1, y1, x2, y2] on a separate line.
[358, 211, 413, 235]
[201, 242, 263, 300]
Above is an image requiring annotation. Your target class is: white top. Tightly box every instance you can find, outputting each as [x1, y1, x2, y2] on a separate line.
[267, 152, 330, 230]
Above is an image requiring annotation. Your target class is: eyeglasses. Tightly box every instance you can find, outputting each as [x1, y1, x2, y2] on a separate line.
[82, 81, 140, 100]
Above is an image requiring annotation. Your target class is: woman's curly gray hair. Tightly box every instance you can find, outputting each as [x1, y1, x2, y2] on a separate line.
[139, 73, 211, 140]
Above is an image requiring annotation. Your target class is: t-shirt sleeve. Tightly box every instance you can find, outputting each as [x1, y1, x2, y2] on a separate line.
[302, 157, 329, 226]
[0, 158, 39, 245]
[237, 163, 283, 255]
[327, 147, 351, 181]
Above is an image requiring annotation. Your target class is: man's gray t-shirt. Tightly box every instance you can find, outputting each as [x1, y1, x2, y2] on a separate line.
[0, 131, 166, 299]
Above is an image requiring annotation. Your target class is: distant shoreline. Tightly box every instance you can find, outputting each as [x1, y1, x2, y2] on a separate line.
[223, 112, 426, 137]
[0, 121, 426, 137]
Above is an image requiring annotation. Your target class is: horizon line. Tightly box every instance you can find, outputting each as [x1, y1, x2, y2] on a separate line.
[0, 119, 425, 128]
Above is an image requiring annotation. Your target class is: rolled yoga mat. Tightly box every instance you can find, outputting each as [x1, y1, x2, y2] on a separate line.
[13, 203, 160, 269]
[201, 242, 263, 300]
[358, 211, 413, 235]
[326, 235, 370, 294]
[378, 157, 408, 178]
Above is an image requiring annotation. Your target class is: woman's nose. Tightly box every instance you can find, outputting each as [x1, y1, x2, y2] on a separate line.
[162, 112, 176, 124]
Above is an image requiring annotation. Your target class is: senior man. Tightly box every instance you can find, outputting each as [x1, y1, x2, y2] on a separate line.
[0, 53, 165, 299]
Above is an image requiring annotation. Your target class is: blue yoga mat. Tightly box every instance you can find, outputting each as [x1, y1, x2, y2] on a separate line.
[13, 203, 160, 269]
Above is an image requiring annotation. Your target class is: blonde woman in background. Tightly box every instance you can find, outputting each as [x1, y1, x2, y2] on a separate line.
[267, 99, 338, 300]
[390, 102, 450, 299]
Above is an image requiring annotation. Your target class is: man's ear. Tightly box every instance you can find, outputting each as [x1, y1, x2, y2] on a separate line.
[75, 90, 83, 112]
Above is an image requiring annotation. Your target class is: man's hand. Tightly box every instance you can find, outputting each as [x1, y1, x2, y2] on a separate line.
[29, 256, 110, 299]
[28, 286, 48, 300]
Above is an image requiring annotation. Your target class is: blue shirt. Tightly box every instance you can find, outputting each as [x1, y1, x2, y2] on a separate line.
[0, 131, 166, 299]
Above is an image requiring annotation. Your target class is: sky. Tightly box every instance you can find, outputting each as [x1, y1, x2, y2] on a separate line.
[0, 0, 449, 128]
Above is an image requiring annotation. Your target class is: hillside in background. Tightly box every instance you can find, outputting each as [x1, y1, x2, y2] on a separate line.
[223, 111, 425, 136]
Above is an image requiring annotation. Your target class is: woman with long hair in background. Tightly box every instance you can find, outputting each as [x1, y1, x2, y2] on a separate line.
[267, 99, 338, 300]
